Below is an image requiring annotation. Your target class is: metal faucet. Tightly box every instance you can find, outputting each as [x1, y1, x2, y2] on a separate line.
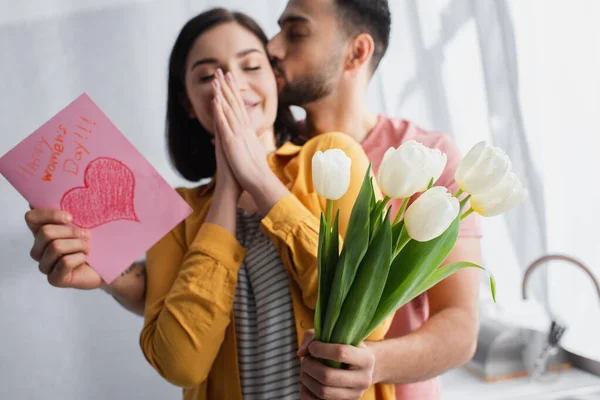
[522, 254, 600, 302]
[521, 254, 600, 378]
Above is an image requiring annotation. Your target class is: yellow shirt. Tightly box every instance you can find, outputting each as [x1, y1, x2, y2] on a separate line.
[140, 132, 395, 400]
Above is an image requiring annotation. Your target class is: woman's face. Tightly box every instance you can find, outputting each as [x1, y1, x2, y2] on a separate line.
[184, 22, 278, 137]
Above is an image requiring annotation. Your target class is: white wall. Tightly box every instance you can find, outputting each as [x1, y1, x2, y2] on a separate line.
[1, 1, 597, 399]
[510, 0, 600, 360]
[0, 1, 291, 398]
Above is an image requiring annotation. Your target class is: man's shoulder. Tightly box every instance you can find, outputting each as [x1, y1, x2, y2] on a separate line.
[371, 115, 455, 150]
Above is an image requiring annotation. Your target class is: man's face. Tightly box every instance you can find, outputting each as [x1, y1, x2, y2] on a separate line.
[268, 0, 346, 107]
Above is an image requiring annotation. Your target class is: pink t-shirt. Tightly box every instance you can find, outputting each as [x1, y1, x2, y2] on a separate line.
[361, 115, 482, 400]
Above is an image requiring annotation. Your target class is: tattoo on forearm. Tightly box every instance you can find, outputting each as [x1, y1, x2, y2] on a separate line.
[121, 264, 136, 277]
[120, 262, 146, 278]
[135, 263, 146, 278]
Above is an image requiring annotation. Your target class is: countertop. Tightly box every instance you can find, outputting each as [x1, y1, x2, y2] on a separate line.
[441, 367, 600, 400]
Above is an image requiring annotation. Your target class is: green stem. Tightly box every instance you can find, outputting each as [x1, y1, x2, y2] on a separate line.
[393, 197, 410, 225]
[461, 208, 475, 221]
[380, 196, 391, 211]
[394, 225, 411, 257]
[324, 359, 343, 369]
[327, 199, 333, 227]
[459, 194, 472, 212]
[454, 188, 464, 198]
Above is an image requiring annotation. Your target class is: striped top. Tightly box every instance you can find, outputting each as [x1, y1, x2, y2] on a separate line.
[233, 209, 301, 400]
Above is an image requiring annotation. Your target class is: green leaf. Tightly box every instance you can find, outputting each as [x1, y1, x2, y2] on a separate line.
[414, 261, 497, 303]
[330, 211, 393, 346]
[314, 212, 328, 340]
[360, 215, 461, 342]
[370, 197, 392, 244]
[314, 210, 341, 341]
[391, 220, 405, 254]
[330, 209, 340, 266]
[368, 201, 379, 237]
[489, 272, 496, 302]
[321, 166, 374, 342]
[369, 201, 384, 242]
[383, 203, 393, 224]
[427, 177, 435, 190]
[369, 173, 376, 211]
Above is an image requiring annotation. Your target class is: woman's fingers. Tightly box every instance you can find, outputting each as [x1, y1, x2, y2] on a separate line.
[47, 252, 87, 288]
[38, 238, 90, 275]
[214, 69, 253, 132]
[213, 83, 234, 142]
[223, 71, 250, 126]
[31, 224, 88, 262]
[215, 84, 241, 139]
[212, 110, 227, 163]
[25, 208, 72, 237]
[215, 69, 244, 127]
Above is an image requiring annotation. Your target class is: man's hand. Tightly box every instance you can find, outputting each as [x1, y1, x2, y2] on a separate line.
[299, 329, 376, 400]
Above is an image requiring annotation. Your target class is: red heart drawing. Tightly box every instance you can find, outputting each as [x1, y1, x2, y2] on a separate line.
[60, 157, 139, 229]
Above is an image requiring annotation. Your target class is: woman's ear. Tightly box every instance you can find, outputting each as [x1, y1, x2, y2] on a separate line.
[180, 94, 196, 119]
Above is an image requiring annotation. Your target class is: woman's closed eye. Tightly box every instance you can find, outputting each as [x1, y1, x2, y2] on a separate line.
[199, 67, 259, 83]
[199, 74, 215, 83]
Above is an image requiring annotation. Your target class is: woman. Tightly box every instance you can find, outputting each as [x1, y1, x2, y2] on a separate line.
[24, 9, 394, 400]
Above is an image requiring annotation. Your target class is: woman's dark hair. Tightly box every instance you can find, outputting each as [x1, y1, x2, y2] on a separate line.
[166, 8, 299, 182]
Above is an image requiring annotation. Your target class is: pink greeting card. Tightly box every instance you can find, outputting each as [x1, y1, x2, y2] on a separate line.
[0, 93, 193, 283]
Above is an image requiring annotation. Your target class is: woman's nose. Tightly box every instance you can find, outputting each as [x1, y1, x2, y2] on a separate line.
[230, 71, 250, 91]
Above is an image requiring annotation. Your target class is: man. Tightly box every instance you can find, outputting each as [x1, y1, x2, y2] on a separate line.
[267, 1, 482, 399]
[25, 1, 481, 399]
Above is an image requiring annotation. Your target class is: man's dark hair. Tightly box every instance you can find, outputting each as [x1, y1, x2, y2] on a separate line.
[333, 0, 391, 74]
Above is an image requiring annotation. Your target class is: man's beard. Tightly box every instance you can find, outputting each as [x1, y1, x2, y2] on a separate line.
[274, 59, 340, 107]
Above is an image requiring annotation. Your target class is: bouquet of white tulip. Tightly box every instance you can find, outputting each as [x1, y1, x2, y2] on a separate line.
[312, 141, 527, 368]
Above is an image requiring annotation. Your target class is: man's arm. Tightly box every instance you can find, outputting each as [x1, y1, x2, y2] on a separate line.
[369, 237, 481, 384]
[299, 237, 481, 399]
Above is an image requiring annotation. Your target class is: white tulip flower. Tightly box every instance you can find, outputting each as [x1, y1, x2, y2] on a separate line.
[455, 141, 511, 196]
[404, 187, 460, 242]
[470, 171, 528, 217]
[376, 140, 447, 199]
[312, 149, 352, 200]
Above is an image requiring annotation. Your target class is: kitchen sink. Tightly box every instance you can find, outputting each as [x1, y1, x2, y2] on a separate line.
[551, 352, 600, 400]
[568, 351, 600, 378]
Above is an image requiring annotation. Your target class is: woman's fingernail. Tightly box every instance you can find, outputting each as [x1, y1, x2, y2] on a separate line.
[63, 213, 72, 223]
[226, 72, 233, 82]
[214, 79, 220, 89]
[80, 229, 90, 238]
[217, 69, 223, 78]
